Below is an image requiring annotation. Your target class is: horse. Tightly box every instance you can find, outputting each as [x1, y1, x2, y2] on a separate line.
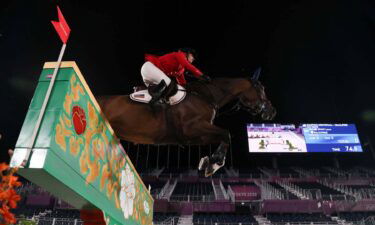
[97, 76, 276, 176]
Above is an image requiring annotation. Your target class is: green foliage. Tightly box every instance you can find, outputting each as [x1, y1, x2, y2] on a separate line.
[17, 219, 37, 225]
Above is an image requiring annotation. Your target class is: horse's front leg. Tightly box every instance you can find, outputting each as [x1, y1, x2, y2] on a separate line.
[184, 121, 230, 177]
[198, 141, 229, 177]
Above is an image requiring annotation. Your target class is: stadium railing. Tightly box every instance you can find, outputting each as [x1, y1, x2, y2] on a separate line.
[193, 223, 257, 225]
[169, 195, 216, 202]
[153, 216, 179, 225]
[193, 223, 339, 225]
[361, 216, 375, 225]
[37, 217, 83, 225]
[269, 223, 340, 225]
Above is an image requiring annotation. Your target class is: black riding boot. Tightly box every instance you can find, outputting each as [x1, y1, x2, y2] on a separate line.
[163, 80, 178, 99]
[148, 80, 167, 105]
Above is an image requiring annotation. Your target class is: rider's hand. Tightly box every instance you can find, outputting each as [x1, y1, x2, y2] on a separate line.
[200, 74, 211, 82]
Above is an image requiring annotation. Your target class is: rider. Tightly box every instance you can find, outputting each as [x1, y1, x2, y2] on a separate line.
[141, 48, 211, 105]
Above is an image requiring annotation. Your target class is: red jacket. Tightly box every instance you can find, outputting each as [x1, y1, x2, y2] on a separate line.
[145, 52, 203, 85]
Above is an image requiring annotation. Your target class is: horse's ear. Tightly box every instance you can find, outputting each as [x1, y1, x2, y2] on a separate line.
[251, 67, 262, 81]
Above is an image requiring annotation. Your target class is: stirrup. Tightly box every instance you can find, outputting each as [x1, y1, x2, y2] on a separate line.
[149, 95, 163, 105]
[148, 80, 167, 105]
[149, 80, 167, 96]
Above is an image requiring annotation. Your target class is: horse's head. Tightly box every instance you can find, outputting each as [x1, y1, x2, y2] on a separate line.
[238, 79, 276, 120]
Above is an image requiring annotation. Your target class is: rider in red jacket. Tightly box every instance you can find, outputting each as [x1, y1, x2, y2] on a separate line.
[141, 48, 211, 105]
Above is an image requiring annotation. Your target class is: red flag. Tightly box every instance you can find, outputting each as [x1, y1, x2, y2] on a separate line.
[51, 6, 71, 43]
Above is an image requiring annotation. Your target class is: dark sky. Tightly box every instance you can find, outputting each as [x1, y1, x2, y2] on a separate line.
[1, 0, 375, 167]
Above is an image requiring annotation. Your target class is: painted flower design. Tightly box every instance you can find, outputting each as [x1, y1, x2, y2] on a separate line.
[119, 163, 135, 219]
[143, 200, 150, 215]
[72, 106, 86, 135]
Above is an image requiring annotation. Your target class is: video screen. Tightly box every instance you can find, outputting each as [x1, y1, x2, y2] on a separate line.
[247, 124, 362, 153]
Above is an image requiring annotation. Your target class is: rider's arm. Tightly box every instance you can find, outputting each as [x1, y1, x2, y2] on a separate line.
[175, 52, 203, 77]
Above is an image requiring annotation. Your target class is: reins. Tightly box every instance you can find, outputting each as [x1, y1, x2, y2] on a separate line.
[190, 80, 241, 117]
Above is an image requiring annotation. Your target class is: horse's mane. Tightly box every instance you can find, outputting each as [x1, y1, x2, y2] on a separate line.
[185, 80, 209, 91]
[184, 80, 213, 102]
[184, 78, 247, 104]
[185, 77, 259, 92]
[185, 77, 264, 104]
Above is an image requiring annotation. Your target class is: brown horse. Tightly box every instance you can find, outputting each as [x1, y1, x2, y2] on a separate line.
[97, 77, 276, 176]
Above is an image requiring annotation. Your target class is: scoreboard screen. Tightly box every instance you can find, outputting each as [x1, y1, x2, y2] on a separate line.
[247, 124, 362, 153]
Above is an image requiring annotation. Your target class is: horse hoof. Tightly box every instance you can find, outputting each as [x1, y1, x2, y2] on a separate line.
[198, 156, 209, 171]
[204, 161, 225, 177]
[217, 156, 226, 167]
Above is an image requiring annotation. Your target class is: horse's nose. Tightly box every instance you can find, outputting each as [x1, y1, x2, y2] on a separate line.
[256, 102, 265, 114]
[261, 106, 276, 120]
[261, 111, 270, 120]
[270, 107, 277, 119]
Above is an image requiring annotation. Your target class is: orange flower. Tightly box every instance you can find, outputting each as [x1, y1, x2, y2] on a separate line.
[0, 163, 9, 173]
[8, 189, 21, 209]
[7, 175, 22, 188]
[2, 211, 15, 224]
[0, 189, 11, 201]
[0, 163, 22, 225]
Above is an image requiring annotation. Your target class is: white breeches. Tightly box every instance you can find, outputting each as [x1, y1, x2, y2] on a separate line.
[141, 62, 171, 87]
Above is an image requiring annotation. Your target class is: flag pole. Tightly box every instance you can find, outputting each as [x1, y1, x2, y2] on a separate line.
[22, 43, 67, 166]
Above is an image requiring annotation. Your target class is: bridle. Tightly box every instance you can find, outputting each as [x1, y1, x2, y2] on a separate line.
[195, 80, 242, 116]
[195, 79, 267, 117]
[236, 79, 268, 115]
[187, 79, 267, 117]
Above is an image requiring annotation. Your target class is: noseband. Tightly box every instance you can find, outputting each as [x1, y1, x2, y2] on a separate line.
[190, 79, 267, 117]
[238, 79, 267, 113]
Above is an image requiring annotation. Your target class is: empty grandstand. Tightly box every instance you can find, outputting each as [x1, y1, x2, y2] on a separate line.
[12, 155, 375, 225]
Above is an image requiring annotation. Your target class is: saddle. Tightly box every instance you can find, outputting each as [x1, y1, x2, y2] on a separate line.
[130, 83, 186, 105]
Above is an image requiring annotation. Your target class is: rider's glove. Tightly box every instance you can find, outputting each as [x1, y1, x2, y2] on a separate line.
[200, 74, 212, 82]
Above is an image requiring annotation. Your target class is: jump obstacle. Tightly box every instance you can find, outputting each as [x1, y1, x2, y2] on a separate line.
[10, 61, 153, 225]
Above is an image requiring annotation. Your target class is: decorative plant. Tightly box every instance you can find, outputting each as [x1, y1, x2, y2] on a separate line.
[0, 162, 22, 225]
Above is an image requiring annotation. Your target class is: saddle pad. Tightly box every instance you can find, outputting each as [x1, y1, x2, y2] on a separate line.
[130, 85, 186, 105]
[129, 90, 151, 103]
